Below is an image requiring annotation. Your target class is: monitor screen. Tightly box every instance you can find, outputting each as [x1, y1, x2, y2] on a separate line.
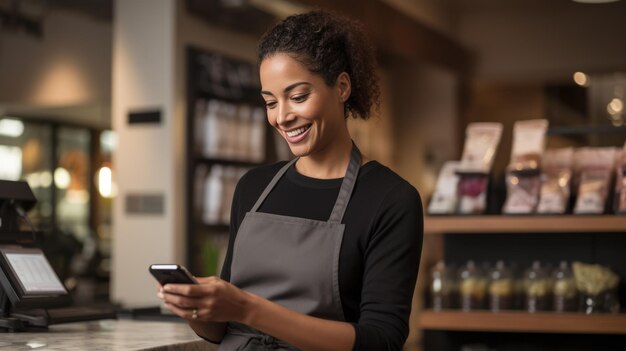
[2, 249, 66, 295]
[0, 246, 68, 309]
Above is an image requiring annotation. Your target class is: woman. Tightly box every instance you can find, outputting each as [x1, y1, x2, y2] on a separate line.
[158, 11, 423, 351]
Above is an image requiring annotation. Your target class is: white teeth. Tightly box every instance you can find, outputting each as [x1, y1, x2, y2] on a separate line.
[286, 125, 310, 137]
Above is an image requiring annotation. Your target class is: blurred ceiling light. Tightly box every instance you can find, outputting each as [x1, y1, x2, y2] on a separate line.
[97, 166, 117, 198]
[39, 171, 52, 188]
[26, 173, 41, 188]
[573, 72, 589, 87]
[0, 118, 25, 137]
[100, 130, 117, 154]
[54, 167, 71, 189]
[572, 0, 621, 2]
[0, 145, 22, 181]
[607, 98, 624, 114]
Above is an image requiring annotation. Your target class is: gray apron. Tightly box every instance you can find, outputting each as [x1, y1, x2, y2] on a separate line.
[218, 144, 362, 351]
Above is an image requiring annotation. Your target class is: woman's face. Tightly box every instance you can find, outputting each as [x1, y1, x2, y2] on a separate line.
[260, 53, 349, 158]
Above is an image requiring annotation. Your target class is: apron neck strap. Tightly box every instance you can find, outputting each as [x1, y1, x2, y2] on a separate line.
[250, 142, 362, 224]
[250, 157, 298, 213]
[328, 143, 361, 223]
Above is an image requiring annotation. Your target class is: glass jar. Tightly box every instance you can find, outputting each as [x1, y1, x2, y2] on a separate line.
[459, 260, 487, 311]
[552, 261, 578, 312]
[488, 260, 514, 312]
[581, 287, 621, 314]
[524, 260, 552, 313]
[430, 261, 457, 311]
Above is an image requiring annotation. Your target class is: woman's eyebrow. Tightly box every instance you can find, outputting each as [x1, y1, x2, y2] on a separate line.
[261, 81, 311, 96]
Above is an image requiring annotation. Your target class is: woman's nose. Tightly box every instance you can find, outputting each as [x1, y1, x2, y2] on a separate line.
[276, 104, 295, 126]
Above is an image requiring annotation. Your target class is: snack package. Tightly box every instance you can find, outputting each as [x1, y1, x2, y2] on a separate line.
[615, 144, 626, 214]
[507, 119, 549, 174]
[573, 147, 617, 214]
[457, 174, 489, 214]
[428, 161, 461, 214]
[458, 123, 503, 174]
[537, 148, 574, 214]
[502, 174, 542, 214]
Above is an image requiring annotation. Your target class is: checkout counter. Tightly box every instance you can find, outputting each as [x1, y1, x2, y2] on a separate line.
[0, 319, 217, 350]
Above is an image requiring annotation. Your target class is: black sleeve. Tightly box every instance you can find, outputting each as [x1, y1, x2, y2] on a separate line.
[352, 183, 424, 351]
[219, 172, 244, 282]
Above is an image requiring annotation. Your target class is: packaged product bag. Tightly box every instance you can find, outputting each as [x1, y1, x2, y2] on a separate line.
[457, 123, 503, 214]
[537, 148, 574, 214]
[573, 147, 617, 214]
[428, 161, 461, 214]
[503, 119, 548, 214]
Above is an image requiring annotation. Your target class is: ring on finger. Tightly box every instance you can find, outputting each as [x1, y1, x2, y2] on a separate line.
[191, 308, 198, 320]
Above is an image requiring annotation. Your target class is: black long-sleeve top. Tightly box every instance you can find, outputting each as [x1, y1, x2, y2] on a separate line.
[220, 160, 424, 351]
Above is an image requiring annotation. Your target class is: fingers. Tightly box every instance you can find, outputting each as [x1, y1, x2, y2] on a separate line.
[163, 283, 203, 297]
[162, 300, 199, 321]
[160, 290, 200, 309]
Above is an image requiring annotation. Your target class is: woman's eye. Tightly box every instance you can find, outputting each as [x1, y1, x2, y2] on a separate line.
[291, 93, 309, 103]
[265, 101, 277, 109]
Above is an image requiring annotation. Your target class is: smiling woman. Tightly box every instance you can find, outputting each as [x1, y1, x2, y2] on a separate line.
[159, 10, 423, 351]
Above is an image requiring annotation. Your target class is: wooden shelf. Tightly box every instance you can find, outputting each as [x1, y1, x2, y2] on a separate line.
[420, 310, 626, 334]
[425, 215, 626, 234]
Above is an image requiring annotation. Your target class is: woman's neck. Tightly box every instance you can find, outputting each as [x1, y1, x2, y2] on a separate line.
[295, 135, 354, 179]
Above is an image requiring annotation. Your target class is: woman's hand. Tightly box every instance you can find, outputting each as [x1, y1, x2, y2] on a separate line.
[157, 276, 256, 324]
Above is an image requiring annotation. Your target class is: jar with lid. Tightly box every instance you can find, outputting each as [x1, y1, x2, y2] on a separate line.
[488, 260, 514, 312]
[459, 260, 487, 311]
[552, 261, 578, 312]
[524, 260, 552, 313]
[430, 261, 457, 311]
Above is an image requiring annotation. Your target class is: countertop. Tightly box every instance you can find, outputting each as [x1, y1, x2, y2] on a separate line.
[0, 319, 218, 350]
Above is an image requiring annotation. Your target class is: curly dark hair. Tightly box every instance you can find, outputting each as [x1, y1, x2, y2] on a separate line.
[258, 10, 380, 120]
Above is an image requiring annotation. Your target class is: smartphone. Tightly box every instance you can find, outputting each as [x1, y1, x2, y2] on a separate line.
[149, 264, 198, 286]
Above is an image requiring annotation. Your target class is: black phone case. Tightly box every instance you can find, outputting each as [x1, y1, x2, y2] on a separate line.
[149, 265, 198, 285]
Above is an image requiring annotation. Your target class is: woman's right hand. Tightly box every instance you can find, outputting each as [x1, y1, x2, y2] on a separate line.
[157, 276, 258, 324]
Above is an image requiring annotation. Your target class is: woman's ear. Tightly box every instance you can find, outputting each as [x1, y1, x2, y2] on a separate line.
[336, 72, 351, 103]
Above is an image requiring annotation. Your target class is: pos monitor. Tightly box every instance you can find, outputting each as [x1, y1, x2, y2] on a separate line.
[0, 246, 69, 309]
[0, 180, 70, 330]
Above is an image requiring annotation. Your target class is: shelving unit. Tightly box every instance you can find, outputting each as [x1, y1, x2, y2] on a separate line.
[425, 215, 626, 235]
[420, 214, 626, 350]
[420, 310, 626, 335]
[185, 47, 279, 276]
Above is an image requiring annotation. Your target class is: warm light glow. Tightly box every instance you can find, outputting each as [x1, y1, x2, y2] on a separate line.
[54, 167, 71, 189]
[573, 72, 589, 87]
[100, 130, 117, 153]
[607, 98, 624, 114]
[34, 60, 91, 105]
[39, 171, 53, 187]
[98, 166, 117, 198]
[0, 118, 24, 137]
[0, 146, 22, 180]
[26, 173, 41, 188]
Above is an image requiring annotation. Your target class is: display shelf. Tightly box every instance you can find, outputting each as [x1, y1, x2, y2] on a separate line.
[420, 310, 626, 334]
[425, 215, 626, 235]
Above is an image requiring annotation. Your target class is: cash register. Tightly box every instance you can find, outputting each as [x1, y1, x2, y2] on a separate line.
[0, 180, 116, 331]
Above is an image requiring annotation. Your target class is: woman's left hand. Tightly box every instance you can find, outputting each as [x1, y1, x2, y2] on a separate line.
[158, 276, 256, 324]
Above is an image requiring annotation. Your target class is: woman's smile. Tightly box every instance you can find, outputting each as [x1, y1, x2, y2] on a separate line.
[284, 124, 312, 143]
